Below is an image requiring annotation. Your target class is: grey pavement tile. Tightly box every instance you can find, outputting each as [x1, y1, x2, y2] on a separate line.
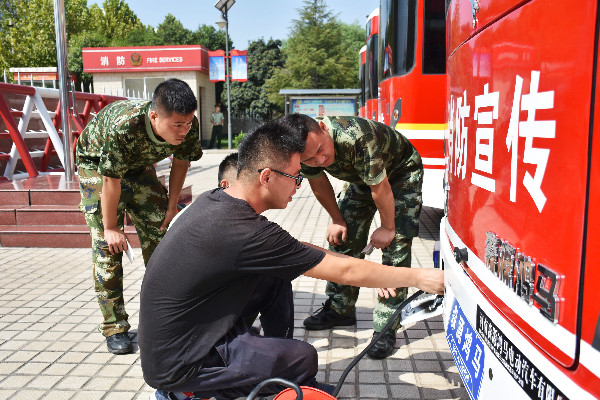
[31, 351, 65, 363]
[42, 390, 77, 400]
[83, 376, 119, 390]
[358, 371, 387, 384]
[389, 371, 418, 385]
[41, 363, 77, 376]
[390, 384, 421, 399]
[11, 390, 48, 400]
[421, 387, 454, 399]
[54, 375, 91, 390]
[58, 351, 88, 364]
[358, 383, 389, 398]
[70, 390, 106, 400]
[5, 350, 38, 363]
[27, 374, 63, 389]
[0, 362, 23, 375]
[414, 360, 444, 373]
[0, 374, 35, 388]
[0, 389, 16, 399]
[14, 361, 50, 375]
[103, 392, 139, 400]
[97, 364, 131, 377]
[113, 377, 145, 391]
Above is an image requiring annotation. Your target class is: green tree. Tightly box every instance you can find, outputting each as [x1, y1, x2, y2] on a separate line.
[339, 21, 365, 87]
[267, 0, 358, 105]
[227, 38, 285, 119]
[68, 31, 110, 91]
[156, 14, 193, 45]
[89, 0, 143, 43]
[122, 25, 162, 46]
[192, 25, 232, 51]
[0, 0, 18, 76]
[0, 0, 90, 72]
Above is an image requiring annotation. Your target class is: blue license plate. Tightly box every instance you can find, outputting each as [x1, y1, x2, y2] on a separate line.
[446, 298, 485, 400]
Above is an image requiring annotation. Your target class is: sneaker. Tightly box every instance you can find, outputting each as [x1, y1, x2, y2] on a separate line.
[106, 332, 133, 354]
[366, 331, 396, 359]
[303, 299, 356, 330]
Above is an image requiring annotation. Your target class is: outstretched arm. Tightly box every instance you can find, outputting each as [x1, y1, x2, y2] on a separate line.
[302, 244, 444, 295]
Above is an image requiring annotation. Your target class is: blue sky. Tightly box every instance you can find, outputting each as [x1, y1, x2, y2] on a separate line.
[88, 0, 379, 48]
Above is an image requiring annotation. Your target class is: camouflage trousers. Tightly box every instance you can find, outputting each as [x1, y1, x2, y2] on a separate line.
[327, 170, 423, 333]
[78, 166, 168, 337]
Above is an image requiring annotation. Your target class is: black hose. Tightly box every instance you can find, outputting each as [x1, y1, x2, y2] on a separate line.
[245, 377, 303, 400]
[331, 290, 425, 397]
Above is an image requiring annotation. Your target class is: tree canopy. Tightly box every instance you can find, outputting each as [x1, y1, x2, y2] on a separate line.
[227, 38, 285, 119]
[0, 0, 91, 74]
[266, 0, 364, 107]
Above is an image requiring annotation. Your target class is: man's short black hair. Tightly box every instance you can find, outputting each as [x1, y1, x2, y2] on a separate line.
[151, 79, 197, 115]
[275, 114, 321, 144]
[237, 121, 306, 181]
[218, 152, 238, 183]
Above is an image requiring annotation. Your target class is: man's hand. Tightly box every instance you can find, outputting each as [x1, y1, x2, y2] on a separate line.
[160, 206, 178, 231]
[415, 269, 445, 295]
[327, 219, 347, 246]
[104, 227, 128, 255]
[377, 287, 397, 298]
[370, 227, 395, 249]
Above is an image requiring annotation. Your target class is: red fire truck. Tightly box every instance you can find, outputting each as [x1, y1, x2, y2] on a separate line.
[442, 0, 600, 398]
[358, 45, 367, 118]
[364, 8, 379, 121]
[377, 0, 446, 207]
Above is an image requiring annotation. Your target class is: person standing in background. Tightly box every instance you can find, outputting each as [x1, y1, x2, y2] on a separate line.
[209, 105, 224, 149]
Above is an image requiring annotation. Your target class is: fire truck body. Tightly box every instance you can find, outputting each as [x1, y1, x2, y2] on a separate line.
[442, 0, 600, 398]
[378, 0, 446, 208]
[365, 8, 380, 121]
[359, 45, 367, 118]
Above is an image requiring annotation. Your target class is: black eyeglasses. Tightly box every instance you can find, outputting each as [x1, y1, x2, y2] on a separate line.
[257, 168, 303, 187]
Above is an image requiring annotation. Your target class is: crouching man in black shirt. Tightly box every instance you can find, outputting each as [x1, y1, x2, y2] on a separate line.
[140, 121, 444, 400]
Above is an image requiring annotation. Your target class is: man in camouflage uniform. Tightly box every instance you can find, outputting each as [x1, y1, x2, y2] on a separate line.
[277, 114, 423, 359]
[76, 79, 203, 354]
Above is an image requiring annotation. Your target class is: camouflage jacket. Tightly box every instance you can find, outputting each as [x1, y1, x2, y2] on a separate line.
[301, 116, 422, 185]
[76, 100, 202, 178]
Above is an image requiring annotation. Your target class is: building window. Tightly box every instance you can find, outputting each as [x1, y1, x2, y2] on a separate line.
[123, 77, 166, 98]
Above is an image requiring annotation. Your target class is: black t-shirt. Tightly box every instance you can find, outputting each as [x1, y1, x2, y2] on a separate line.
[139, 188, 325, 389]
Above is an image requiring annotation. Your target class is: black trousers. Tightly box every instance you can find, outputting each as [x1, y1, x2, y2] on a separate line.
[167, 276, 318, 400]
[208, 125, 223, 148]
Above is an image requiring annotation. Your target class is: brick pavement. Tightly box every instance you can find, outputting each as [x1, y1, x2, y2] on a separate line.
[0, 150, 467, 400]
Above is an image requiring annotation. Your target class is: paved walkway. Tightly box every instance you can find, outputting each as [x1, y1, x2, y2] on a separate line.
[0, 151, 467, 400]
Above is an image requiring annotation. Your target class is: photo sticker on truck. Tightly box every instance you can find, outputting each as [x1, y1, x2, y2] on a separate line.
[476, 306, 568, 400]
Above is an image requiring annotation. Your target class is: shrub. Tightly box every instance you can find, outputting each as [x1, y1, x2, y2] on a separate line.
[232, 131, 245, 148]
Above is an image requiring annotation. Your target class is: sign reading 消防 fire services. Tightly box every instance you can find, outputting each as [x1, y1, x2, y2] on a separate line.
[82, 45, 209, 73]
